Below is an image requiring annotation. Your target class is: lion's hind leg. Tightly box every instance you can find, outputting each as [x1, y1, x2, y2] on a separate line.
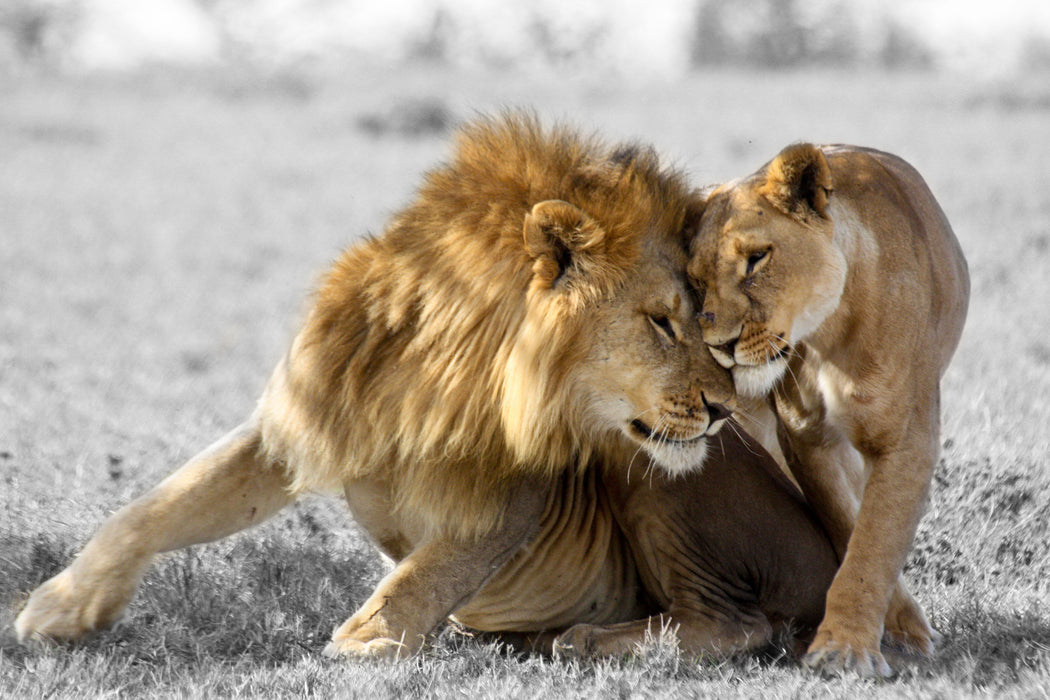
[553, 608, 773, 660]
[15, 422, 293, 644]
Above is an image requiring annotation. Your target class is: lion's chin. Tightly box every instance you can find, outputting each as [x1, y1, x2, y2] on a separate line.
[732, 358, 788, 397]
[629, 435, 710, 478]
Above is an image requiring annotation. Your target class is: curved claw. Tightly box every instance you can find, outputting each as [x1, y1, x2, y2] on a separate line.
[882, 592, 940, 658]
[803, 644, 893, 678]
[883, 625, 941, 657]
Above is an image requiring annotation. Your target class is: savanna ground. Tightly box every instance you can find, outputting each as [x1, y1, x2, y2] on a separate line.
[1, 64, 1048, 698]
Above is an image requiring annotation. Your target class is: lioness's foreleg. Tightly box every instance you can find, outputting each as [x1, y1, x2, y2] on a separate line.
[778, 437, 935, 671]
[804, 418, 938, 676]
[553, 608, 772, 659]
[883, 572, 939, 654]
[778, 389, 939, 676]
[325, 480, 546, 660]
[15, 422, 292, 643]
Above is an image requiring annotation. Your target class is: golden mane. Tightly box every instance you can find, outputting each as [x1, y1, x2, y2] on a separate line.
[257, 113, 699, 536]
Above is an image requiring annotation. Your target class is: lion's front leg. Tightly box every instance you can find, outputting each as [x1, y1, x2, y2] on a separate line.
[325, 480, 547, 660]
[15, 422, 292, 644]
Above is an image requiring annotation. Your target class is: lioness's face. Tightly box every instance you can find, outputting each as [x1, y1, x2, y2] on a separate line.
[573, 239, 736, 476]
[687, 183, 846, 397]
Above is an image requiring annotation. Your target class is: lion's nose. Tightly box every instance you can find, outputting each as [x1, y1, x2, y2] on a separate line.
[702, 395, 733, 424]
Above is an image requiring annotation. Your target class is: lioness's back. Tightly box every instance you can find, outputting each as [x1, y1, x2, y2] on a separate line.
[822, 144, 969, 367]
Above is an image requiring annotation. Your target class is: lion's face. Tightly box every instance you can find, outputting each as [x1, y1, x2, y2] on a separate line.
[504, 199, 736, 478]
[687, 146, 846, 398]
[576, 245, 737, 475]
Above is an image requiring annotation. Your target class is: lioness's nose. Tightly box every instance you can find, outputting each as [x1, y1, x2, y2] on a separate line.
[711, 338, 736, 358]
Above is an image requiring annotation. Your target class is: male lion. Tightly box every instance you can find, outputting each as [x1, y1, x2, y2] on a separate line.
[16, 115, 837, 660]
[688, 144, 969, 675]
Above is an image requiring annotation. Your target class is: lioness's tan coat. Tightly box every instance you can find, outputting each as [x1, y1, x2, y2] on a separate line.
[689, 144, 969, 675]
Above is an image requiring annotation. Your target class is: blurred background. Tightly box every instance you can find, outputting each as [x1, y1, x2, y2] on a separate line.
[2, 0, 1049, 77]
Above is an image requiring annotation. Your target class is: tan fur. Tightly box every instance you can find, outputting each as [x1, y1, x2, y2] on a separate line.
[16, 114, 745, 658]
[688, 143, 969, 676]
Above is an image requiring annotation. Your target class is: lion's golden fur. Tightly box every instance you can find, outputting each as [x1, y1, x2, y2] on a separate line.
[258, 114, 704, 538]
[14, 116, 814, 659]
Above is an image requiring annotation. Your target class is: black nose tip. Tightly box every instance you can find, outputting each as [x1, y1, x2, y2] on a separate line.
[703, 398, 732, 424]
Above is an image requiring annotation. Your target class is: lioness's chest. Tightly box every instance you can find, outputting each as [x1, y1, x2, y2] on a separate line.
[815, 362, 856, 426]
[779, 351, 862, 439]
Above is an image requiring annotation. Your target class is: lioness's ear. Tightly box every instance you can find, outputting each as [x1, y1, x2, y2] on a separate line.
[523, 199, 604, 287]
[760, 143, 833, 218]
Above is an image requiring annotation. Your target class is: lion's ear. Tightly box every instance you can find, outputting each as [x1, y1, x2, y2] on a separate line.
[523, 200, 604, 287]
[682, 189, 708, 238]
[760, 143, 833, 219]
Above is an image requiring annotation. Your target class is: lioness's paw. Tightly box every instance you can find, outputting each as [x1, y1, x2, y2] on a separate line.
[15, 571, 116, 644]
[323, 636, 411, 661]
[803, 630, 892, 678]
[883, 595, 939, 657]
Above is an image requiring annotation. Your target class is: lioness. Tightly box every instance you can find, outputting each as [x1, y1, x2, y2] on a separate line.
[16, 115, 837, 660]
[688, 144, 969, 675]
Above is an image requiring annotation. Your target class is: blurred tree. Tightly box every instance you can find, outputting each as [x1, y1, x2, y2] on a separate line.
[879, 19, 933, 69]
[691, 0, 882, 69]
[0, 0, 72, 64]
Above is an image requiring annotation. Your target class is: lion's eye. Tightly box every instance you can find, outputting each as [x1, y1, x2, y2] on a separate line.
[745, 249, 770, 276]
[648, 314, 677, 342]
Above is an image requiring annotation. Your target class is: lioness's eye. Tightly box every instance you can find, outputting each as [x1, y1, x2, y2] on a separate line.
[648, 314, 677, 342]
[746, 249, 770, 276]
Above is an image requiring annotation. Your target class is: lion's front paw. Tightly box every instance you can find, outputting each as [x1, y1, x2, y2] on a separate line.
[323, 636, 411, 661]
[803, 627, 893, 678]
[883, 593, 939, 657]
[323, 616, 423, 661]
[15, 569, 123, 644]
